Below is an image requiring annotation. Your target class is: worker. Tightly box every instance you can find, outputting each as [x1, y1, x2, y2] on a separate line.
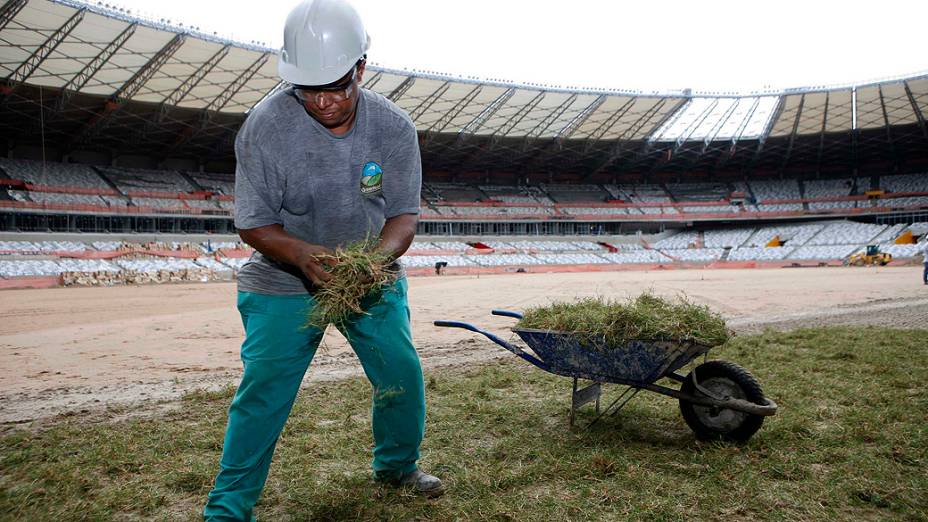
[922, 240, 928, 285]
[202, 1, 441, 520]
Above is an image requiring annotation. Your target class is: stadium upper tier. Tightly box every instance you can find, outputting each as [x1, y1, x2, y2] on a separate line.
[0, 0, 927, 178]
[2, 159, 927, 221]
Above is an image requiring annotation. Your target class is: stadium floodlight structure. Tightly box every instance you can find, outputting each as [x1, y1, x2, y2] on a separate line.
[0, 0, 926, 182]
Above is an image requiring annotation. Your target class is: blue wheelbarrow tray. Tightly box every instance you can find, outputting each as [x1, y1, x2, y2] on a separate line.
[512, 327, 710, 387]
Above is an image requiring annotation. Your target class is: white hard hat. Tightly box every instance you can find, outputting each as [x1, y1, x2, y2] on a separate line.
[278, 0, 371, 86]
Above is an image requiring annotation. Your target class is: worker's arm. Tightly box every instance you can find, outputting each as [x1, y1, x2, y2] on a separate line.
[238, 224, 333, 285]
[377, 213, 419, 261]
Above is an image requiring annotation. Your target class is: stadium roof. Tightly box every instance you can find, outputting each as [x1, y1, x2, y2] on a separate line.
[1, 0, 927, 179]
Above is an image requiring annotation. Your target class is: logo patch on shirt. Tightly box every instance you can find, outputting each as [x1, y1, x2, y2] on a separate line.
[360, 162, 383, 196]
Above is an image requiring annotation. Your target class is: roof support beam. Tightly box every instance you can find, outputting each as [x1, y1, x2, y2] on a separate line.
[129, 44, 232, 148]
[556, 94, 605, 145]
[409, 81, 450, 122]
[587, 97, 676, 177]
[649, 98, 719, 175]
[521, 93, 577, 151]
[70, 33, 187, 148]
[0, 0, 27, 33]
[700, 99, 737, 154]
[427, 84, 481, 135]
[778, 94, 805, 175]
[815, 92, 829, 175]
[247, 80, 285, 114]
[717, 96, 762, 171]
[55, 22, 137, 111]
[170, 52, 270, 153]
[728, 97, 761, 151]
[878, 85, 899, 168]
[361, 70, 383, 90]
[458, 87, 514, 141]
[387, 76, 415, 102]
[489, 90, 545, 150]
[903, 80, 928, 145]
[4, 9, 85, 93]
[158, 44, 230, 122]
[582, 97, 635, 153]
[744, 96, 784, 175]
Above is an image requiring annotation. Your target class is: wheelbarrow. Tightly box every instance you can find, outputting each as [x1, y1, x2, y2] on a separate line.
[435, 310, 777, 441]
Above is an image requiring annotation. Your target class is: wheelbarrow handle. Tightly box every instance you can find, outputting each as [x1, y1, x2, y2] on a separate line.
[491, 309, 523, 319]
[433, 319, 550, 371]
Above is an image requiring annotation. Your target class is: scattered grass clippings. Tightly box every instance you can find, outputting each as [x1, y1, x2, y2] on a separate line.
[517, 293, 731, 347]
[306, 240, 396, 331]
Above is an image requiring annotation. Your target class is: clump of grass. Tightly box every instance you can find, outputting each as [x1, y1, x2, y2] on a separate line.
[306, 240, 396, 330]
[517, 293, 731, 347]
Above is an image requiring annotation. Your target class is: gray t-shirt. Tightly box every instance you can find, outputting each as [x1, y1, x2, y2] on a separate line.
[234, 88, 421, 295]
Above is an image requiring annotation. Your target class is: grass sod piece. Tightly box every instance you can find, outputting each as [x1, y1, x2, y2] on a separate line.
[517, 293, 731, 347]
[306, 240, 396, 331]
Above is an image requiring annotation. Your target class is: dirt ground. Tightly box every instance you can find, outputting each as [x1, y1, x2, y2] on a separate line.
[1, 266, 926, 427]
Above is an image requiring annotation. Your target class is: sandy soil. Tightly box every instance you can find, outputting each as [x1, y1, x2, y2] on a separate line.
[1, 266, 926, 426]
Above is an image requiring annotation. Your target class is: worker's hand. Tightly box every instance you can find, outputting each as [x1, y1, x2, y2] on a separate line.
[294, 244, 335, 286]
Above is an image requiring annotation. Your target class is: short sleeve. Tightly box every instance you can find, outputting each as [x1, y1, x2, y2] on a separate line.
[233, 129, 284, 230]
[381, 117, 421, 219]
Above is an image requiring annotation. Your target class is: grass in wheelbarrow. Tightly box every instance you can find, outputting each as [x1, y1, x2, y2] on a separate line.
[517, 292, 732, 347]
[305, 240, 396, 331]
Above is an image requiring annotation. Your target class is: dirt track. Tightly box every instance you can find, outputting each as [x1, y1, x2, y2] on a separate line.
[1, 266, 925, 426]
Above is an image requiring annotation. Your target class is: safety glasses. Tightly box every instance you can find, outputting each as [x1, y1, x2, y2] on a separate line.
[294, 67, 358, 104]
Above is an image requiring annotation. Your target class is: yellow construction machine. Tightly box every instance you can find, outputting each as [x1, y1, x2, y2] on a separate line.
[846, 245, 892, 266]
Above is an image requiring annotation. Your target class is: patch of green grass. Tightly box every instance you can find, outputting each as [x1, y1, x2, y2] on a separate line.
[1, 326, 926, 521]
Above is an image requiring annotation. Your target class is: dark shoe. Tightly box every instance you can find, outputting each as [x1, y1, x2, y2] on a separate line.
[394, 469, 445, 497]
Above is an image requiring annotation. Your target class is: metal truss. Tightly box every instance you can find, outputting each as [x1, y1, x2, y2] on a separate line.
[125, 44, 232, 148]
[4, 8, 85, 93]
[248, 80, 285, 114]
[170, 52, 270, 153]
[903, 81, 928, 145]
[408, 80, 450, 122]
[588, 97, 679, 176]
[745, 96, 784, 174]
[55, 22, 137, 111]
[488, 90, 545, 149]
[71, 33, 187, 148]
[778, 94, 805, 174]
[361, 70, 383, 90]
[555, 94, 605, 144]
[158, 44, 230, 122]
[520, 93, 576, 152]
[458, 87, 514, 140]
[426, 84, 481, 135]
[815, 92, 829, 173]
[878, 85, 898, 167]
[0, 0, 27, 33]
[699, 99, 737, 154]
[582, 97, 635, 153]
[387, 76, 415, 102]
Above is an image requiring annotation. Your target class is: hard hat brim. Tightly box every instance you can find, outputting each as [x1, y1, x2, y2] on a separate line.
[278, 57, 357, 88]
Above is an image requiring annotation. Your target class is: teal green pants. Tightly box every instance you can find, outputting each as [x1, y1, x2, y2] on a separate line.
[203, 278, 425, 521]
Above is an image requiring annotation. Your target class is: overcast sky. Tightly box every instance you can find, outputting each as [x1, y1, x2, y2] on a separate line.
[96, 0, 927, 94]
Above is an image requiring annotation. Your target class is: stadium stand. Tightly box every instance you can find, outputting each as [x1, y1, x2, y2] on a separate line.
[0, 158, 110, 189]
[880, 173, 928, 193]
[660, 248, 725, 262]
[787, 244, 859, 261]
[97, 167, 196, 193]
[727, 247, 791, 261]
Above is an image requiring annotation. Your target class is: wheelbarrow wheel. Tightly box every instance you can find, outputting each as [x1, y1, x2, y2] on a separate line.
[679, 360, 766, 442]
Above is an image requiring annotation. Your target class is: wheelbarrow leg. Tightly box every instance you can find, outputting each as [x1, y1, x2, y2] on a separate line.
[570, 377, 602, 427]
